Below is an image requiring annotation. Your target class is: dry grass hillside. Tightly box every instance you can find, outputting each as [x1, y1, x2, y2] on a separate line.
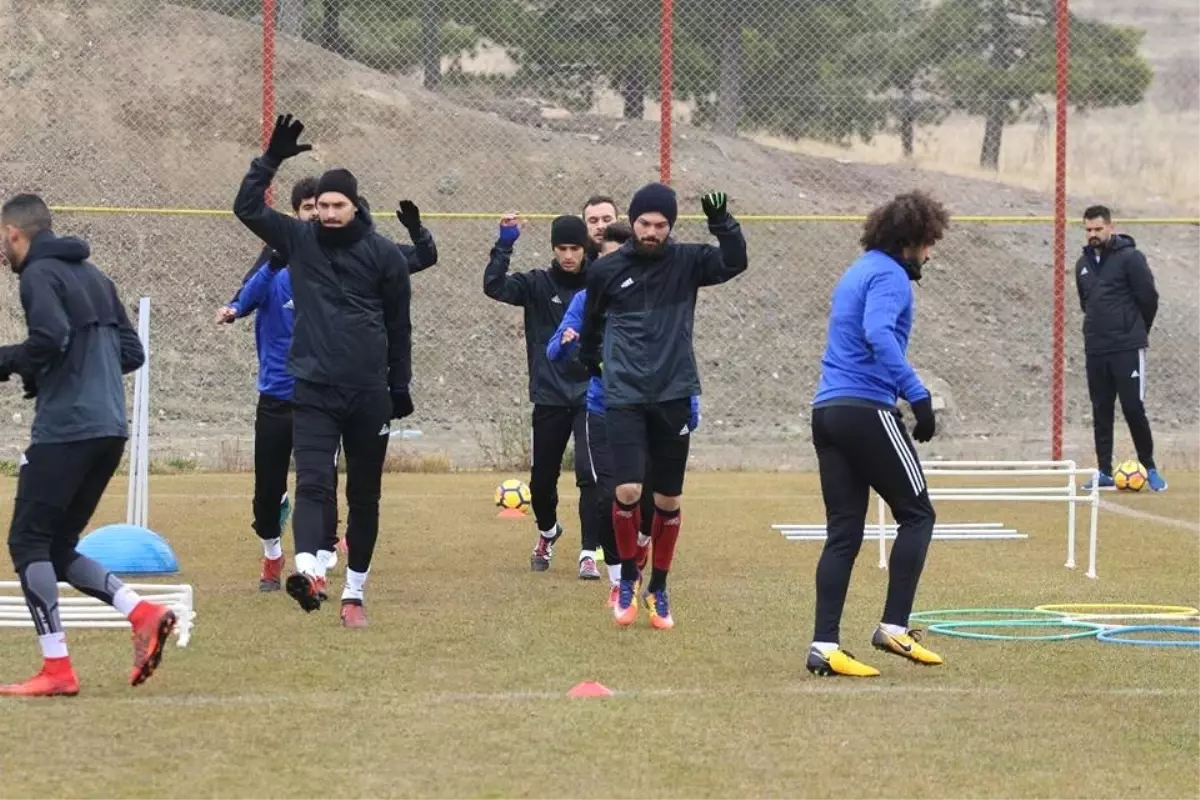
[0, 0, 1195, 470]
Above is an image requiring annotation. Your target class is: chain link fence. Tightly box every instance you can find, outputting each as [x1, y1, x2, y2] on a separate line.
[0, 0, 1195, 471]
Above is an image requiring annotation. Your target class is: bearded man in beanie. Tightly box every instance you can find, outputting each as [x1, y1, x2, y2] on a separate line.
[579, 183, 747, 629]
[484, 212, 600, 579]
[234, 114, 413, 628]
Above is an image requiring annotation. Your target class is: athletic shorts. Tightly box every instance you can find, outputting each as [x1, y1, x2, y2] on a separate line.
[604, 399, 692, 496]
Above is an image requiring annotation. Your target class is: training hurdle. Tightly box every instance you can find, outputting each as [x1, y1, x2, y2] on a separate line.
[0, 582, 196, 647]
[775, 460, 1101, 579]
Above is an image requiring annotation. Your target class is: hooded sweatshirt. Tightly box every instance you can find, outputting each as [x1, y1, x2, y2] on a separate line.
[1075, 233, 1158, 356]
[0, 230, 144, 444]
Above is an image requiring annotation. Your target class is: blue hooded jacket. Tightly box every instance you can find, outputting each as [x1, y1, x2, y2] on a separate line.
[231, 261, 294, 401]
[548, 290, 699, 429]
[813, 249, 929, 408]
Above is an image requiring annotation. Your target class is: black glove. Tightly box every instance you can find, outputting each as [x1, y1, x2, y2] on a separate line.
[700, 191, 728, 221]
[267, 249, 288, 270]
[581, 355, 603, 380]
[21, 373, 36, 399]
[390, 389, 414, 421]
[910, 397, 936, 443]
[396, 201, 421, 234]
[265, 114, 313, 162]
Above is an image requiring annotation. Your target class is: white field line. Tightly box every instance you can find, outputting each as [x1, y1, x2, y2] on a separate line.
[1098, 498, 1200, 534]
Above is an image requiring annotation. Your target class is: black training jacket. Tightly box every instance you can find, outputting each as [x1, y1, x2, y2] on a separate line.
[234, 155, 412, 391]
[484, 244, 589, 407]
[1075, 233, 1158, 356]
[579, 212, 748, 406]
[0, 231, 144, 445]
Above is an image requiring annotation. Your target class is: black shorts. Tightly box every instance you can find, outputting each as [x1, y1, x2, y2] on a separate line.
[605, 399, 692, 496]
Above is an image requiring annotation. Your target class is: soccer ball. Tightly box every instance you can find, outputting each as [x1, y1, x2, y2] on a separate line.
[1113, 460, 1148, 492]
[494, 479, 532, 512]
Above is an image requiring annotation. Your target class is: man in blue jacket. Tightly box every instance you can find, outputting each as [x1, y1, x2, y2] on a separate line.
[806, 190, 949, 678]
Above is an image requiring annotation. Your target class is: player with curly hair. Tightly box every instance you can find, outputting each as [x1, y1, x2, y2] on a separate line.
[806, 190, 950, 678]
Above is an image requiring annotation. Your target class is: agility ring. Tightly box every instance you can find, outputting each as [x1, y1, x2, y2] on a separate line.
[910, 608, 1069, 625]
[1095, 626, 1200, 648]
[925, 618, 1107, 641]
[1034, 603, 1200, 622]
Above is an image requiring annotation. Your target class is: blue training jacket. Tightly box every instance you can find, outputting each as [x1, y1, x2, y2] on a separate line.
[231, 262, 295, 401]
[548, 290, 700, 429]
[813, 249, 929, 408]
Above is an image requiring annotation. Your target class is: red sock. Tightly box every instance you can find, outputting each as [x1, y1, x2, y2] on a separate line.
[651, 507, 681, 572]
[612, 500, 641, 562]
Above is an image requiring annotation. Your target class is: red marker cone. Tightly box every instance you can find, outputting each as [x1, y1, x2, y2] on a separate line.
[497, 508, 527, 519]
[567, 681, 613, 698]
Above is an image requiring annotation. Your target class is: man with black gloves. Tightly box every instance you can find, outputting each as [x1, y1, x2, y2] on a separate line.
[234, 114, 413, 629]
[578, 183, 747, 630]
[1076, 205, 1166, 492]
[0, 193, 177, 696]
[484, 212, 598, 579]
[805, 190, 949, 679]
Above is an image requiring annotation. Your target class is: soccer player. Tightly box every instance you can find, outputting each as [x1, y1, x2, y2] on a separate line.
[579, 183, 747, 629]
[234, 114, 414, 628]
[805, 190, 949, 678]
[484, 212, 599, 578]
[548, 220, 700, 606]
[0, 193, 177, 695]
[1075, 205, 1165, 492]
[582, 195, 619, 258]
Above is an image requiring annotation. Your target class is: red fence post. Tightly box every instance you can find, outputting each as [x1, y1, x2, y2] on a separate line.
[262, 0, 277, 207]
[659, 0, 674, 185]
[1051, 0, 1070, 461]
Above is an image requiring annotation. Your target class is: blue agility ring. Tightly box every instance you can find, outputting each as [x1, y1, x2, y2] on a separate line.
[1095, 625, 1200, 648]
[910, 608, 1069, 625]
[926, 619, 1106, 641]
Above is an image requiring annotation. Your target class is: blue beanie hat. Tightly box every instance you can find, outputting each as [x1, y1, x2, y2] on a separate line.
[628, 182, 678, 229]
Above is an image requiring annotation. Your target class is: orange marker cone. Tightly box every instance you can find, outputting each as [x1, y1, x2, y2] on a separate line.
[497, 508, 527, 519]
[567, 681, 614, 698]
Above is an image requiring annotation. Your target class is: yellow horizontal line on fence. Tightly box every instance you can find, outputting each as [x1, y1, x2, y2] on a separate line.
[46, 205, 1200, 225]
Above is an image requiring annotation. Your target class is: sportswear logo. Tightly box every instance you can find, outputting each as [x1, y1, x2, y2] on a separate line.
[620, 277, 634, 289]
[378, 423, 390, 436]
[283, 299, 294, 310]
[679, 424, 689, 436]
[551, 296, 562, 304]
[1079, 266, 1088, 275]
[890, 635, 912, 653]
[1131, 370, 1139, 378]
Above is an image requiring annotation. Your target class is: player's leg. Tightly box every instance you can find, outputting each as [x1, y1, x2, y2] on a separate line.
[1114, 348, 1165, 490]
[336, 387, 392, 627]
[571, 405, 602, 580]
[528, 404, 573, 571]
[319, 443, 343, 573]
[1085, 353, 1117, 488]
[585, 411, 621, 605]
[636, 461, 654, 580]
[286, 380, 343, 612]
[806, 407, 879, 678]
[641, 398, 693, 630]
[855, 408, 942, 666]
[605, 404, 649, 625]
[252, 393, 294, 590]
[53, 436, 177, 686]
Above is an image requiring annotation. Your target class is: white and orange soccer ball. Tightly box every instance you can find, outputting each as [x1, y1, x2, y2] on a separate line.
[494, 479, 532, 512]
[1113, 460, 1148, 492]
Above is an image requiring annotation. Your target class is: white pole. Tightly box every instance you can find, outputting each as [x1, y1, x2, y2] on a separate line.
[1065, 460, 1077, 569]
[137, 297, 151, 529]
[126, 364, 141, 525]
[1086, 490, 1099, 579]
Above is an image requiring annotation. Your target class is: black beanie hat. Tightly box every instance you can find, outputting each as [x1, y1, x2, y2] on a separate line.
[550, 215, 589, 248]
[316, 168, 359, 204]
[628, 182, 678, 229]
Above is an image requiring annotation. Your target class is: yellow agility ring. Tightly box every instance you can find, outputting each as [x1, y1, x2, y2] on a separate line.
[1035, 603, 1200, 621]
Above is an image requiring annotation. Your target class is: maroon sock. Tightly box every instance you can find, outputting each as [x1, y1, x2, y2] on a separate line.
[651, 506, 681, 573]
[612, 499, 641, 582]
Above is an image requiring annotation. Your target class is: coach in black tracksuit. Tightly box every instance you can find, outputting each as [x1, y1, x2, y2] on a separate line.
[1075, 205, 1162, 488]
[484, 214, 598, 577]
[234, 115, 413, 626]
[579, 183, 747, 628]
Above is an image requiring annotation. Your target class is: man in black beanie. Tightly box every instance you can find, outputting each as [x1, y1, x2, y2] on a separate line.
[484, 212, 600, 579]
[234, 114, 413, 628]
[579, 183, 747, 630]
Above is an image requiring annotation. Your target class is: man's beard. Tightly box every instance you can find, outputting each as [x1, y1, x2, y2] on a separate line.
[633, 237, 667, 257]
[1088, 237, 1103, 247]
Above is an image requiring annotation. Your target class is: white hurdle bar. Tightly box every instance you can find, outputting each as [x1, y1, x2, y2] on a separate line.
[777, 460, 1101, 579]
[0, 581, 196, 647]
[126, 296, 151, 529]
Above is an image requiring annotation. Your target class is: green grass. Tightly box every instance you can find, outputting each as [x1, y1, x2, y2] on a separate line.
[0, 471, 1196, 798]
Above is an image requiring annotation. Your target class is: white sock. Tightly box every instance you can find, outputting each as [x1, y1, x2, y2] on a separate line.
[112, 585, 141, 617]
[540, 524, 559, 539]
[811, 641, 839, 656]
[579, 550, 595, 562]
[607, 564, 621, 585]
[294, 552, 318, 577]
[263, 538, 283, 560]
[316, 549, 334, 571]
[880, 622, 908, 637]
[39, 632, 68, 660]
[637, 533, 651, 548]
[342, 568, 369, 601]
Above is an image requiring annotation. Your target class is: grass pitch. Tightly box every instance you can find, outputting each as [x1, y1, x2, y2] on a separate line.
[0, 471, 1196, 799]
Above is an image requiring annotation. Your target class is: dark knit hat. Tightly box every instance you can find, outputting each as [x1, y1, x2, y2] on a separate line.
[628, 182, 678, 229]
[550, 215, 589, 247]
[316, 168, 359, 204]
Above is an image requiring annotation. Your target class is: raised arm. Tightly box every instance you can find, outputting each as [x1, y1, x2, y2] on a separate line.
[483, 214, 531, 306]
[547, 290, 586, 362]
[396, 201, 439, 274]
[862, 270, 928, 404]
[233, 115, 312, 258]
[691, 192, 748, 287]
